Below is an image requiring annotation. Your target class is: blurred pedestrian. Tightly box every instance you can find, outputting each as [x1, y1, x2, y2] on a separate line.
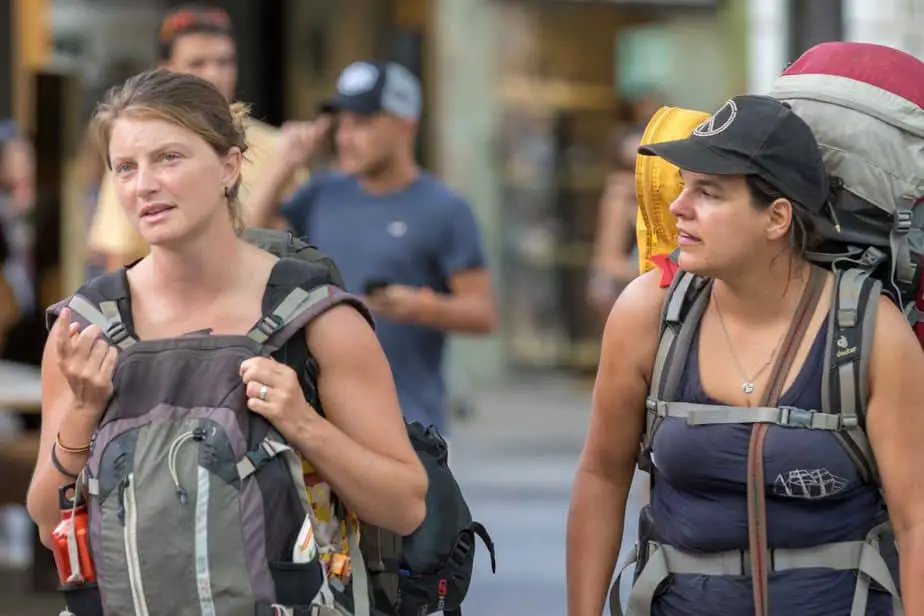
[586, 123, 645, 321]
[247, 60, 498, 438]
[86, 3, 306, 272]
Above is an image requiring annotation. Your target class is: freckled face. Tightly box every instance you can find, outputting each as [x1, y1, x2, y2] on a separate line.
[108, 116, 238, 246]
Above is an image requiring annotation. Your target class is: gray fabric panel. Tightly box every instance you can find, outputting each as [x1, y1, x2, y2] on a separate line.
[132, 419, 200, 612]
[89, 407, 257, 613]
[770, 74, 924, 214]
[93, 483, 131, 615]
[240, 478, 275, 602]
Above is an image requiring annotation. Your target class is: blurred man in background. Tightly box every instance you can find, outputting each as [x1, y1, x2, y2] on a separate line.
[86, 3, 305, 271]
[247, 60, 498, 436]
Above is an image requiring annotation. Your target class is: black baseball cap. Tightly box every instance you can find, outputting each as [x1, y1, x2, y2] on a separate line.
[318, 61, 422, 121]
[639, 94, 828, 212]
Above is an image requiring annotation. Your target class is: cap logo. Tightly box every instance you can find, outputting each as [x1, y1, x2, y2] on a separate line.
[693, 99, 738, 137]
[338, 63, 379, 95]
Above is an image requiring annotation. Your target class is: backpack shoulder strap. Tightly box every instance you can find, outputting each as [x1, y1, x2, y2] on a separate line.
[822, 267, 881, 485]
[46, 270, 138, 350]
[247, 257, 372, 353]
[638, 269, 710, 472]
[651, 269, 711, 400]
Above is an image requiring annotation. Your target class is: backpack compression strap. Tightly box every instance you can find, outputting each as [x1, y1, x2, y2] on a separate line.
[821, 267, 882, 485]
[247, 283, 370, 353]
[247, 258, 373, 354]
[66, 269, 138, 351]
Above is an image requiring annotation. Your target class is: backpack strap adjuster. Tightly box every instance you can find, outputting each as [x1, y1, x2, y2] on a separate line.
[104, 320, 131, 347]
[894, 209, 913, 233]
[254, 314, 285, 340]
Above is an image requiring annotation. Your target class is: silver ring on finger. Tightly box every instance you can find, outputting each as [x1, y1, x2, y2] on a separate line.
[258, 384, 269, 402]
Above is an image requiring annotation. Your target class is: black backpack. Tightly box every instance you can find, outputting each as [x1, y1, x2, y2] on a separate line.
[392, 423, 496, 616]
[251, 229, 497, 616]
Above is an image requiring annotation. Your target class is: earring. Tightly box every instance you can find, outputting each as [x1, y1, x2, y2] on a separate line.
[223, 186, 232, 199]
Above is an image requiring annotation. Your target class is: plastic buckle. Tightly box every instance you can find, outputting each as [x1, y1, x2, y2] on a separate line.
[859, 247, 886, 268]
[780, 406, 814, 429]
[255, 314, 284, 338]
[105, 321, 130, 346]
[895, 210, 913, 233]
[245, 444, 274, 471]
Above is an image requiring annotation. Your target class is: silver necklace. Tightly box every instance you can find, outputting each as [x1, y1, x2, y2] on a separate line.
[711, 288, 789, 396]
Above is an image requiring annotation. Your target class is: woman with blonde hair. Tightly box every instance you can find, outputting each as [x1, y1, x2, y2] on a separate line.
[27, 68, 426, 615]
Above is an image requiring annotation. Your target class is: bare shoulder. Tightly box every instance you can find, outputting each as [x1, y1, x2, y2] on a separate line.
[304, 302, 379, 361]
[601, 270, 671, 362]
[869, 294, 924, 382]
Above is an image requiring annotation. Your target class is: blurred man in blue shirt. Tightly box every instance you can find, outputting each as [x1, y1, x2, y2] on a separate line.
[247, 61, 497, 433]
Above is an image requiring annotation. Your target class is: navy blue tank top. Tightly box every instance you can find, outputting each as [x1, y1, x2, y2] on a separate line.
[649, 314, 891, 615]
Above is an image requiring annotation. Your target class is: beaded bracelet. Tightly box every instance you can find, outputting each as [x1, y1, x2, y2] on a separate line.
[56, 432, 90, 455]
[50, 443, 81, 480]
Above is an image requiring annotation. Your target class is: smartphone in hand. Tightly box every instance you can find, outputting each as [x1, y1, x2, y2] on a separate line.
[362, 278, 392, 296]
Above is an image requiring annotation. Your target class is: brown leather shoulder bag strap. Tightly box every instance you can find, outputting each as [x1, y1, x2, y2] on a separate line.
[747, 265, 826, 616]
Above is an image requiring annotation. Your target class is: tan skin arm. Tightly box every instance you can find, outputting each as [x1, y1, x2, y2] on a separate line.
[418, 268, 498, 334]
[27, 319, 106, 548]
[283, 305, 427, 535]
[566, 270, 667, 616]
[364, 268, 498, 335]
[866, 296, 924, 614]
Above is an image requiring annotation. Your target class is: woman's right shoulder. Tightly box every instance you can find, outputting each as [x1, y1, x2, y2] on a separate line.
[599, 270, 670, 376]
[605, 270, 670, 333]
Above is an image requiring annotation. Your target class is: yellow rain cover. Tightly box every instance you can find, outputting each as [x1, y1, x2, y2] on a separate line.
[634, 106, 710, 274]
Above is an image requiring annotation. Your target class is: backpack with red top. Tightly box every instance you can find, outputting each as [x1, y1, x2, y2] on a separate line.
[644, 41, 924, 485]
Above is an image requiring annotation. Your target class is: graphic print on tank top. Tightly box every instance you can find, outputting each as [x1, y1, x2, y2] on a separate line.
[647, 315, 890, 616]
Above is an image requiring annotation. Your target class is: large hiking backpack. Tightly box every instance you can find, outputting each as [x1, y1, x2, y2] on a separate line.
[769, 41, 924, 341]
[611, 42, 923, 616]
[392, 423, 495, 616]
[51, 228, 494, 616]
[50, 254, 373, 616]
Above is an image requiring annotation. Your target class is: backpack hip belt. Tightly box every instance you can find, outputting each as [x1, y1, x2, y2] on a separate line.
[608, 521, 900, 616]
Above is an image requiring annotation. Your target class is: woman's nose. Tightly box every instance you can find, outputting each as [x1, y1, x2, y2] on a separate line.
[134, 165, 160, 195]
[669, 187, 693, 218]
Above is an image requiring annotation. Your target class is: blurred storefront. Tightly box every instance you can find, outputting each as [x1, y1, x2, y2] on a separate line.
[485, 0, 730, 374]
[3, 0, 740, 381]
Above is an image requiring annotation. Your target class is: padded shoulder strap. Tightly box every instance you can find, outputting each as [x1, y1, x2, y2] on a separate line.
[651, 270, 711, 400]
[46, 270, 137, 350]
[822, 267, 881, 485]
[248, 258, 372, 353]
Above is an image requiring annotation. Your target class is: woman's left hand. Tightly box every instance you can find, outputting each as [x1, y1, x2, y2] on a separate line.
[240, 357, 315, 434]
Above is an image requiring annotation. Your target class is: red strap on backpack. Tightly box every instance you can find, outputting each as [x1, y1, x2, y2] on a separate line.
[649, 253, 679, 289]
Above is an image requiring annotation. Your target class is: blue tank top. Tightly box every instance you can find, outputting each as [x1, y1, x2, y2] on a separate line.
[649, 314, 891, 615]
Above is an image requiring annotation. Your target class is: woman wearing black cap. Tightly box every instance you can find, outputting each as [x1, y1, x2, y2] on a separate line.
[567, 95, 923, 615]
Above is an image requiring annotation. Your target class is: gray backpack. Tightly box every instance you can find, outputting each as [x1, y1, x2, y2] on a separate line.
[49, 254, 374, 616]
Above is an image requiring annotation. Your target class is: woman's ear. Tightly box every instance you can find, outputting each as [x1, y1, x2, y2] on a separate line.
[766, 197, 793, 242]
[219, 146, 243, 189]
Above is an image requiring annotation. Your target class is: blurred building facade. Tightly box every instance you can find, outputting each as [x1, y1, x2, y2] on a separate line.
[1, 0, 921, 382]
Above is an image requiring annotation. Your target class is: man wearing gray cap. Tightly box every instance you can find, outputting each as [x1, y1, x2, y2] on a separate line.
[247, 60, 497, 436]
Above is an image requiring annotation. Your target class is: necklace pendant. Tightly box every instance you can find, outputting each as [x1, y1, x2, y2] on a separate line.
[742, 382, 755, 394]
